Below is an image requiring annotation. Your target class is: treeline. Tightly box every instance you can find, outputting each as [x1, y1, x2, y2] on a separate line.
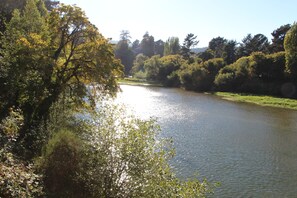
[0, 0, 211, 197]
[115, 24, 297, 98]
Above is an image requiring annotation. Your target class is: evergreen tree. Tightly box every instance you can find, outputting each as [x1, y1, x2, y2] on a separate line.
[270, 24, 291, 53]
[180, 33, 199, 62]
[140, 32, 155, 57]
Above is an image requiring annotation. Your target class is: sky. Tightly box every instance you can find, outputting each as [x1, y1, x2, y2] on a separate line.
[59, 0, 297, 47]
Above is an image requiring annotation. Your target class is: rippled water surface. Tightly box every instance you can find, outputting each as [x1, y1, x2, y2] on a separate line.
[117, 85, 297, 197]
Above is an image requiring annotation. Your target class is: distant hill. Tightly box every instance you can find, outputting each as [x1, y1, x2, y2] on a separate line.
[191, 47, 208, 53]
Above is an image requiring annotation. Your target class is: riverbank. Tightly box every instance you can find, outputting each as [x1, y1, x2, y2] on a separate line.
[118, 78, 163, 87]
[213, 92, 297, 110]
[118, 79, 297, 110]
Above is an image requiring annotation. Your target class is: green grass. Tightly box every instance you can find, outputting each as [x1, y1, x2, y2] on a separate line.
[117, 78, 163, 87]
[213, 92, 297, 110]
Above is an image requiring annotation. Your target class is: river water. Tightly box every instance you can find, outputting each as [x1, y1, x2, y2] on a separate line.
[116, 85, 297, 197]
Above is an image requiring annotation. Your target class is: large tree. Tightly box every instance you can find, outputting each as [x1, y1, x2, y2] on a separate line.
[164, 37, 180, 56]
[237, 34, 269, 58]
[0, 0, 58, 33]
[284, 23, 297, 80]
[180, 33, 199, 62]
[270, 24, 291, 53]
[140, 32, 155, 57]
[115, 30, 134, 75]
[223, 40, 237, 64]
[208, 36, 227, 58]
[0, 0, 122, 156]
[154, 39, 165, 57]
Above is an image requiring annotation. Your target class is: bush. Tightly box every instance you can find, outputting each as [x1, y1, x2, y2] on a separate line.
[40, 129, 87, 197]
[77, 102, 212, 197]
[0, 150, 44, 197]
[179, 58, 226, 91]
[250, 52, 285, 81]
[214, 57, 250, 91]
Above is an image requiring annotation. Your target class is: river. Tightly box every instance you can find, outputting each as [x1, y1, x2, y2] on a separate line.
[116, 85, 297, 197]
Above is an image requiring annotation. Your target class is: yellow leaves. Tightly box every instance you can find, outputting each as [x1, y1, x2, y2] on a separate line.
[18, 37, 31, 48]
[17, 33, 48, 49]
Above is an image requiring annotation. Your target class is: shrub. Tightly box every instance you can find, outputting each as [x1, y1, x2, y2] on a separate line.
[0, 150, 44, 197]
[77, 102, 212, 197]
[40, 129, 87, 197]
[214, 57, 250, 91]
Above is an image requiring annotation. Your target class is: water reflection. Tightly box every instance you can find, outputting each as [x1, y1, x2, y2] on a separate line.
[116, 85, 297, 197]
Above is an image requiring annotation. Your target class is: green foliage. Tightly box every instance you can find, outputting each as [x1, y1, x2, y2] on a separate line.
[215, 52, 286, 94]
[0, 108, 24, 140]
[237, 34, 269, 58]
[115, 39, 134, 75]
[158, 55, 185, 86]
[208, 37, 227, 58]
[180, 33, 199, 62]
[0, 150, 44, 197]
[270, 24, 291, 53]
[284, 23, 297, 80]
[140, 32, 155, 57]
[154, 39, 165, 57]
[0, 1, 123, 157]
[223, 40, 237, 64]
[214, 57, 250, 91]
[40, 129, 86, 197]
[179, 58, 226, 91]
[131, 53, 149, 75]
[144, 55, 162, 80]
[250, 51, 285, 81]
[76, 102, 212, 197]
[198, 49, 214, 62]
[164, 37, 180, 56]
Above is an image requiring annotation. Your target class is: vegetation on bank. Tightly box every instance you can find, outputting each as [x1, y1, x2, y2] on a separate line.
[0, 0, 212, 197]
[118, 78, 163, 87]
[115, 22, 297, 100]
[213, 92, 297, 110]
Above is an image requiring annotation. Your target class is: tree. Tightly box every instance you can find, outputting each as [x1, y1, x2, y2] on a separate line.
[115, 30, 134, 75]
[164, 37, 180, 56]
[180, 33, 199, 62]
[0, 1, 122, 157]
[198, 49, 214, 61]
[208, 37, 227, 58]
[284, 23, 297, 80]
[237, 34, 269, 58]
[131, 39, 141, 55]
[270, 24, 291, 53]
[223, 40, 237, 64]
[140, 32, 155, 57]
[119, 30, 131, 41]
[131, 53, 148, 75]
[0, 0, 58, 33]
[144, 55, 161, 80]
[154, 39, 165, 57]
[159, 55, 184, 86]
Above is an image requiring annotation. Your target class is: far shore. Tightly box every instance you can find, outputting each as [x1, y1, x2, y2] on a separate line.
[118, 78, 297, 110]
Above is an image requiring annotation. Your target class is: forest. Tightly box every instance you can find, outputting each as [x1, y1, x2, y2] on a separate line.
[115, 23, 297, 98]
[0, 0, 213, 197]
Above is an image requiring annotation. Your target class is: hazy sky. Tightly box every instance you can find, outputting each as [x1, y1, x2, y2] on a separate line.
[59, 0, 296, 47]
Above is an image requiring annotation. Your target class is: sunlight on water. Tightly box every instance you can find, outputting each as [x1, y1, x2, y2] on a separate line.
[116, 85, 297, 197]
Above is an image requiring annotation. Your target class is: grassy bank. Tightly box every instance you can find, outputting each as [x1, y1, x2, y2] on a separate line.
[213, 92, 297, 110]
[117, 78, 163, 87]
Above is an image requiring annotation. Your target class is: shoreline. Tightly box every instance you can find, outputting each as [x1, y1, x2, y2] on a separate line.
[118, 79, 297, 110]
[212, 92, 297, 110]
